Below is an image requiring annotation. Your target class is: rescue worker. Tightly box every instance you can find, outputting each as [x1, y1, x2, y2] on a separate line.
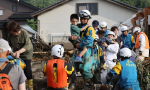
[101, 31, 119, 84]
[92, 35, 104, 84]
[69, 10, 95, 84]
[121, 26, 135, 50]
[106, 48, 140, 90]
[133, 27, 149, 61]
[92, 20, 100, 34]
[7, 21, 33, 90]
[100, 21, 109, 37]
[43, 44, 76, 90]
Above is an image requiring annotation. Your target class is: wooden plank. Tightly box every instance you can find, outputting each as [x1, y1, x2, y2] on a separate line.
[148, 7, 150, 15]
[33, 52, 49, 54]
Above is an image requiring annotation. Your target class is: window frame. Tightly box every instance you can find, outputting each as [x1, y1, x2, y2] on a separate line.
[12, 5, 17, 12]
[76, 3, 98, 15]
[0, 9, 3, 16]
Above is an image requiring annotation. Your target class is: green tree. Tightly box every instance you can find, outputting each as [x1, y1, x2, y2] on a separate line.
[27, 19, 37, 31]
[117, 0, 150, 8]
[23, 0, 61, 9]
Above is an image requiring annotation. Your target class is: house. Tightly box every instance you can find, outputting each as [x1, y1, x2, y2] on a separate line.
[0, 0, 39, 39]
[32, 0, 138, 49]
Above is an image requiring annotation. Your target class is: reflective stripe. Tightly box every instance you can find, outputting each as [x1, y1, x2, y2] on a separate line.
[96, 45, 100, 64]
[65, 66, 74, 75]
[112, 62, 122, 74]
[131, 36, 135, 44]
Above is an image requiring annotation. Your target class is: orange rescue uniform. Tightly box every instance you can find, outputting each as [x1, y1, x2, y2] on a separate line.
[135, 32, 149, 49]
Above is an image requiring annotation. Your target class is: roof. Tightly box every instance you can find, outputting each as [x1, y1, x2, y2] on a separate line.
[11, 0, 40, 11]
[106, 0, 137, 11]
[9, 12, 33, 20]
[32, 0, 138, 17]
[0, 20, 7, 28]
[20, 25, 36, 34]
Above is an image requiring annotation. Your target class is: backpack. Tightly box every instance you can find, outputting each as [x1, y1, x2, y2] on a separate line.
[0, 61, 14, 90]
[8, 55, 26, 69]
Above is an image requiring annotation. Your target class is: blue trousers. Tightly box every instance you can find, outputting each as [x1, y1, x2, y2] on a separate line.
[123, 85, 141, 90]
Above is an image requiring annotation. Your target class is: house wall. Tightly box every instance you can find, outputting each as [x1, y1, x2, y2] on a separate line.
[38, 0, 136, 49]
[0, 0, 35, 21]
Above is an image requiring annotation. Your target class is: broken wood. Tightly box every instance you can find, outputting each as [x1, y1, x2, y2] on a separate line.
[33, 52, 49, 54]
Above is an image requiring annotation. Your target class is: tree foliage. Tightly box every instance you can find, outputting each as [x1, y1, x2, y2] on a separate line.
[27, 19, 37, 31]
[117, 0, 150, 8]
[23, 0, 150, 9]
[22, 0, 61, 9]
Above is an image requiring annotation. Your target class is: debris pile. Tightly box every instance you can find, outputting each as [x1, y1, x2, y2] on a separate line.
[136, 59, 150, 90]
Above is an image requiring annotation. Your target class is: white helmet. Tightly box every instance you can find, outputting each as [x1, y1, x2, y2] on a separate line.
[94, 35, 99, 41]
[51, 44, 64, 58]
[133, 27, 141, 33]
[121, 26, 128, 32]
[78, 10, 91, 19]
[100, 21, 107, 28]
[108, 31, 115, 37]
[120, 48, 131, 57]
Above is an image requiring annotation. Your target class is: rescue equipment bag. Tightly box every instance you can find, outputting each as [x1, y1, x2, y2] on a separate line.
[8, 55, 26, 69]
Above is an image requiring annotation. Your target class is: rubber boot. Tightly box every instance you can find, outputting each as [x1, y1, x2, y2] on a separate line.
[27, 79, 33, 90]
[69, 79, 76, 90]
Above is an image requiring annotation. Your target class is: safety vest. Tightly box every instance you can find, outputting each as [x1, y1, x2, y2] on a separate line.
[135, 32, 149, 49]
[119, 59, 139, 87]
[46, 59, 67, 88]
[121, 34, 133, 50]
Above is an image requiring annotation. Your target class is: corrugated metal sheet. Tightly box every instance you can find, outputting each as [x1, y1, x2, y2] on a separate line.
[20, 25, 36, 34]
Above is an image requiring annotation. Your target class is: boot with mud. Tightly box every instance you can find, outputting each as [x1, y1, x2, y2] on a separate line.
[27, 79, 33, 90]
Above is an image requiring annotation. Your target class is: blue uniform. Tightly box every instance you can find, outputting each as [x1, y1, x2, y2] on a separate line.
[93, 45, 103, 67]
[109, 59, 140, 90]
[72, 23, 95, 79]
[121, 34, 135, 50]
[104, 29, 109, 37]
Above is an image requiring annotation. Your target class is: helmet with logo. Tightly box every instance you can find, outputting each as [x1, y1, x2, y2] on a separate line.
[120, 48, 131, 57]
[51, 44, 64, 58]
[78, 10, 91, 19]
[94, 35, 99, 42]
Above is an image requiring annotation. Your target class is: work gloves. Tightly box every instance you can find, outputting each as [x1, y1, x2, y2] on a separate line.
[139, 51, 142, 55]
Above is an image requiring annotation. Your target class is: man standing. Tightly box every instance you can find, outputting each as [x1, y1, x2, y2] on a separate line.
[70, 10, 96, 85]
[92, 20, 100, 34]
[121, 26, 135, 50]
[100, 21, 109, 37]
[133, 27, 149, 61]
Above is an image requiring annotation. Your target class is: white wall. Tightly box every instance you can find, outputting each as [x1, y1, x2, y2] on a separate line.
[38, 0, 136, 44]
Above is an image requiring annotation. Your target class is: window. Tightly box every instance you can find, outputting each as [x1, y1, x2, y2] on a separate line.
[12, 5, 17, 12]
[0, 10, 3, 16]
[76, 3, 98, 15]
